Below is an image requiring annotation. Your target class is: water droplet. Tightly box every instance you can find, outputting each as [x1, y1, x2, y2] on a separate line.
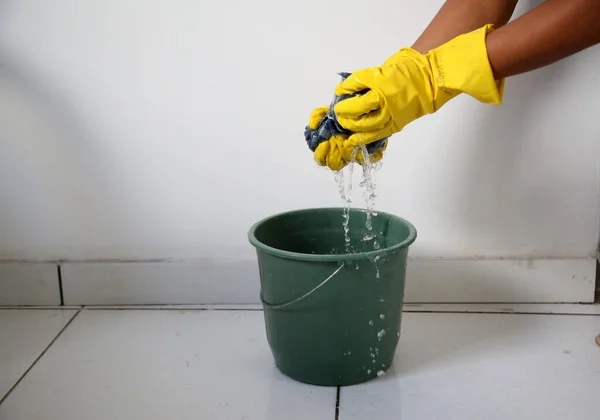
[355, 264, 360, 270]
[367, 369, 372, 374]
[380, 314, 385, 319]
[377, 370, 385, 377]
[379, 298, 385, 302]
[333, 144, 382, 258]
[377, 329, 386, 340]
[368, 320, 374, 326]
[396, 332, 400, 337]
[335, 165, 354, 254]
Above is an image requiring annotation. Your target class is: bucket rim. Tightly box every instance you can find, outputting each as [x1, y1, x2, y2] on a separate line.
[247, 207, 417, 262]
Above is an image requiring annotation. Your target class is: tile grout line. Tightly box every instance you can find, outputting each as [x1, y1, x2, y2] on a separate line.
[85, 307, 265, 311]
[402, 310, 600, 316]
[1, 306, 599, 316]
[0, 308, 82, 406]
[81, 307, 600, 316]
[334, 386, 340, 420]
[0, 306, 82, 310]
[594, 256, 599, 303]
[57, 264, 64, 306]
[0, 306, 599, 316]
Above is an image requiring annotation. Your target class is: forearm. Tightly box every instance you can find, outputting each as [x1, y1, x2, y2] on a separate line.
[486, 0, 600, 78]
[412, 0, 519, 53]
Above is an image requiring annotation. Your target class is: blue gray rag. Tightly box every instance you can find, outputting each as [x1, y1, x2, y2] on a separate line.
[304, 72, 388, 155]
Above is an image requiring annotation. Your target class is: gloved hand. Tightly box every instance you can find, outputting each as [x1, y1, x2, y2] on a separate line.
[308, 106, 386, 171]
[332, 24, 504, 146]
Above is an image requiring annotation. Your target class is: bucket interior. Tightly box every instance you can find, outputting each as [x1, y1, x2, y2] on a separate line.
[251, 208, 415, 257]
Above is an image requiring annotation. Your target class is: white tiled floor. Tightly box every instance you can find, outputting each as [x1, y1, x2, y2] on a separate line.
[0, 306, 598, 420]
[0, 309, 77, 400]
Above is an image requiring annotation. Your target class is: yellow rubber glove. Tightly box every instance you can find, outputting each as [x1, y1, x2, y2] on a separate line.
[309, 106, 386, 171]
[334, 24, 504, 146]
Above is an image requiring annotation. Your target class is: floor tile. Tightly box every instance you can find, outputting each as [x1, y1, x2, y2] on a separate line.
[339, 312, 600, 420]
[0, 310, 335, 420]
[0, 309, 78, 400]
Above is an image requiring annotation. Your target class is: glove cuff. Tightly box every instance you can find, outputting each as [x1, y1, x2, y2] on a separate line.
[427, 24, 504, 110]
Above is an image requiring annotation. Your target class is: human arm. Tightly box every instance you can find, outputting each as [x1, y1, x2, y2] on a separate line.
[332, 0, 600, 143]
[406, 0, 600, 78]
[412, 0, 519, 53]
[307, 0, 600, 169]
[486, 0, 600, 78]
[307, 0, 520, 170]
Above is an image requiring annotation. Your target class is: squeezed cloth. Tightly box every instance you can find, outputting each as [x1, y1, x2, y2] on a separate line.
[304, 73, 388, 156]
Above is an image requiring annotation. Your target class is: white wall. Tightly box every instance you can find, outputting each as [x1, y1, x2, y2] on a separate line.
[1, 0, 599, 263]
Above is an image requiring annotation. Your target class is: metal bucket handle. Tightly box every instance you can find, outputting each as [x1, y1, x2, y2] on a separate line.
[260, 262, 346, 310]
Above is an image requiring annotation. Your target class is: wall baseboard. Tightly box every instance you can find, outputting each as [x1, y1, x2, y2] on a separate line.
[0, 263, 61, 305]
[403, 258, 595, 304]
[0, 258, 594, 306]
[47, 258, 596, 305]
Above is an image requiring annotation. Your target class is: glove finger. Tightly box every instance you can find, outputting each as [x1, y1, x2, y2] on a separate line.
[308, 106, 330, 130]
[326, 137, 348, 171]
[370, 140, 388, 163]
[335, 70, 372, 96]
[369, 149, 385, 164]
[350, 139, 387, 166]
[332, 137, 360, 166]
[353, 148, 365, 165]
[349, 128, 392, 146]
[334, 90, 381, 118]
[337, 107, 391, 132]
[313, 140, 330, 167]
[314, 136, 349, 171]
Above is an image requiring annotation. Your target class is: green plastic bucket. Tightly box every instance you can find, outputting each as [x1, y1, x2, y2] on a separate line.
[248, 207, 417, 386]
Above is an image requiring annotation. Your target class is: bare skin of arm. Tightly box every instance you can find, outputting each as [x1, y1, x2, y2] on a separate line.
[412, 0, 519, 53]
[412, 0, 600, 79]
[486, 0, 600, 78]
